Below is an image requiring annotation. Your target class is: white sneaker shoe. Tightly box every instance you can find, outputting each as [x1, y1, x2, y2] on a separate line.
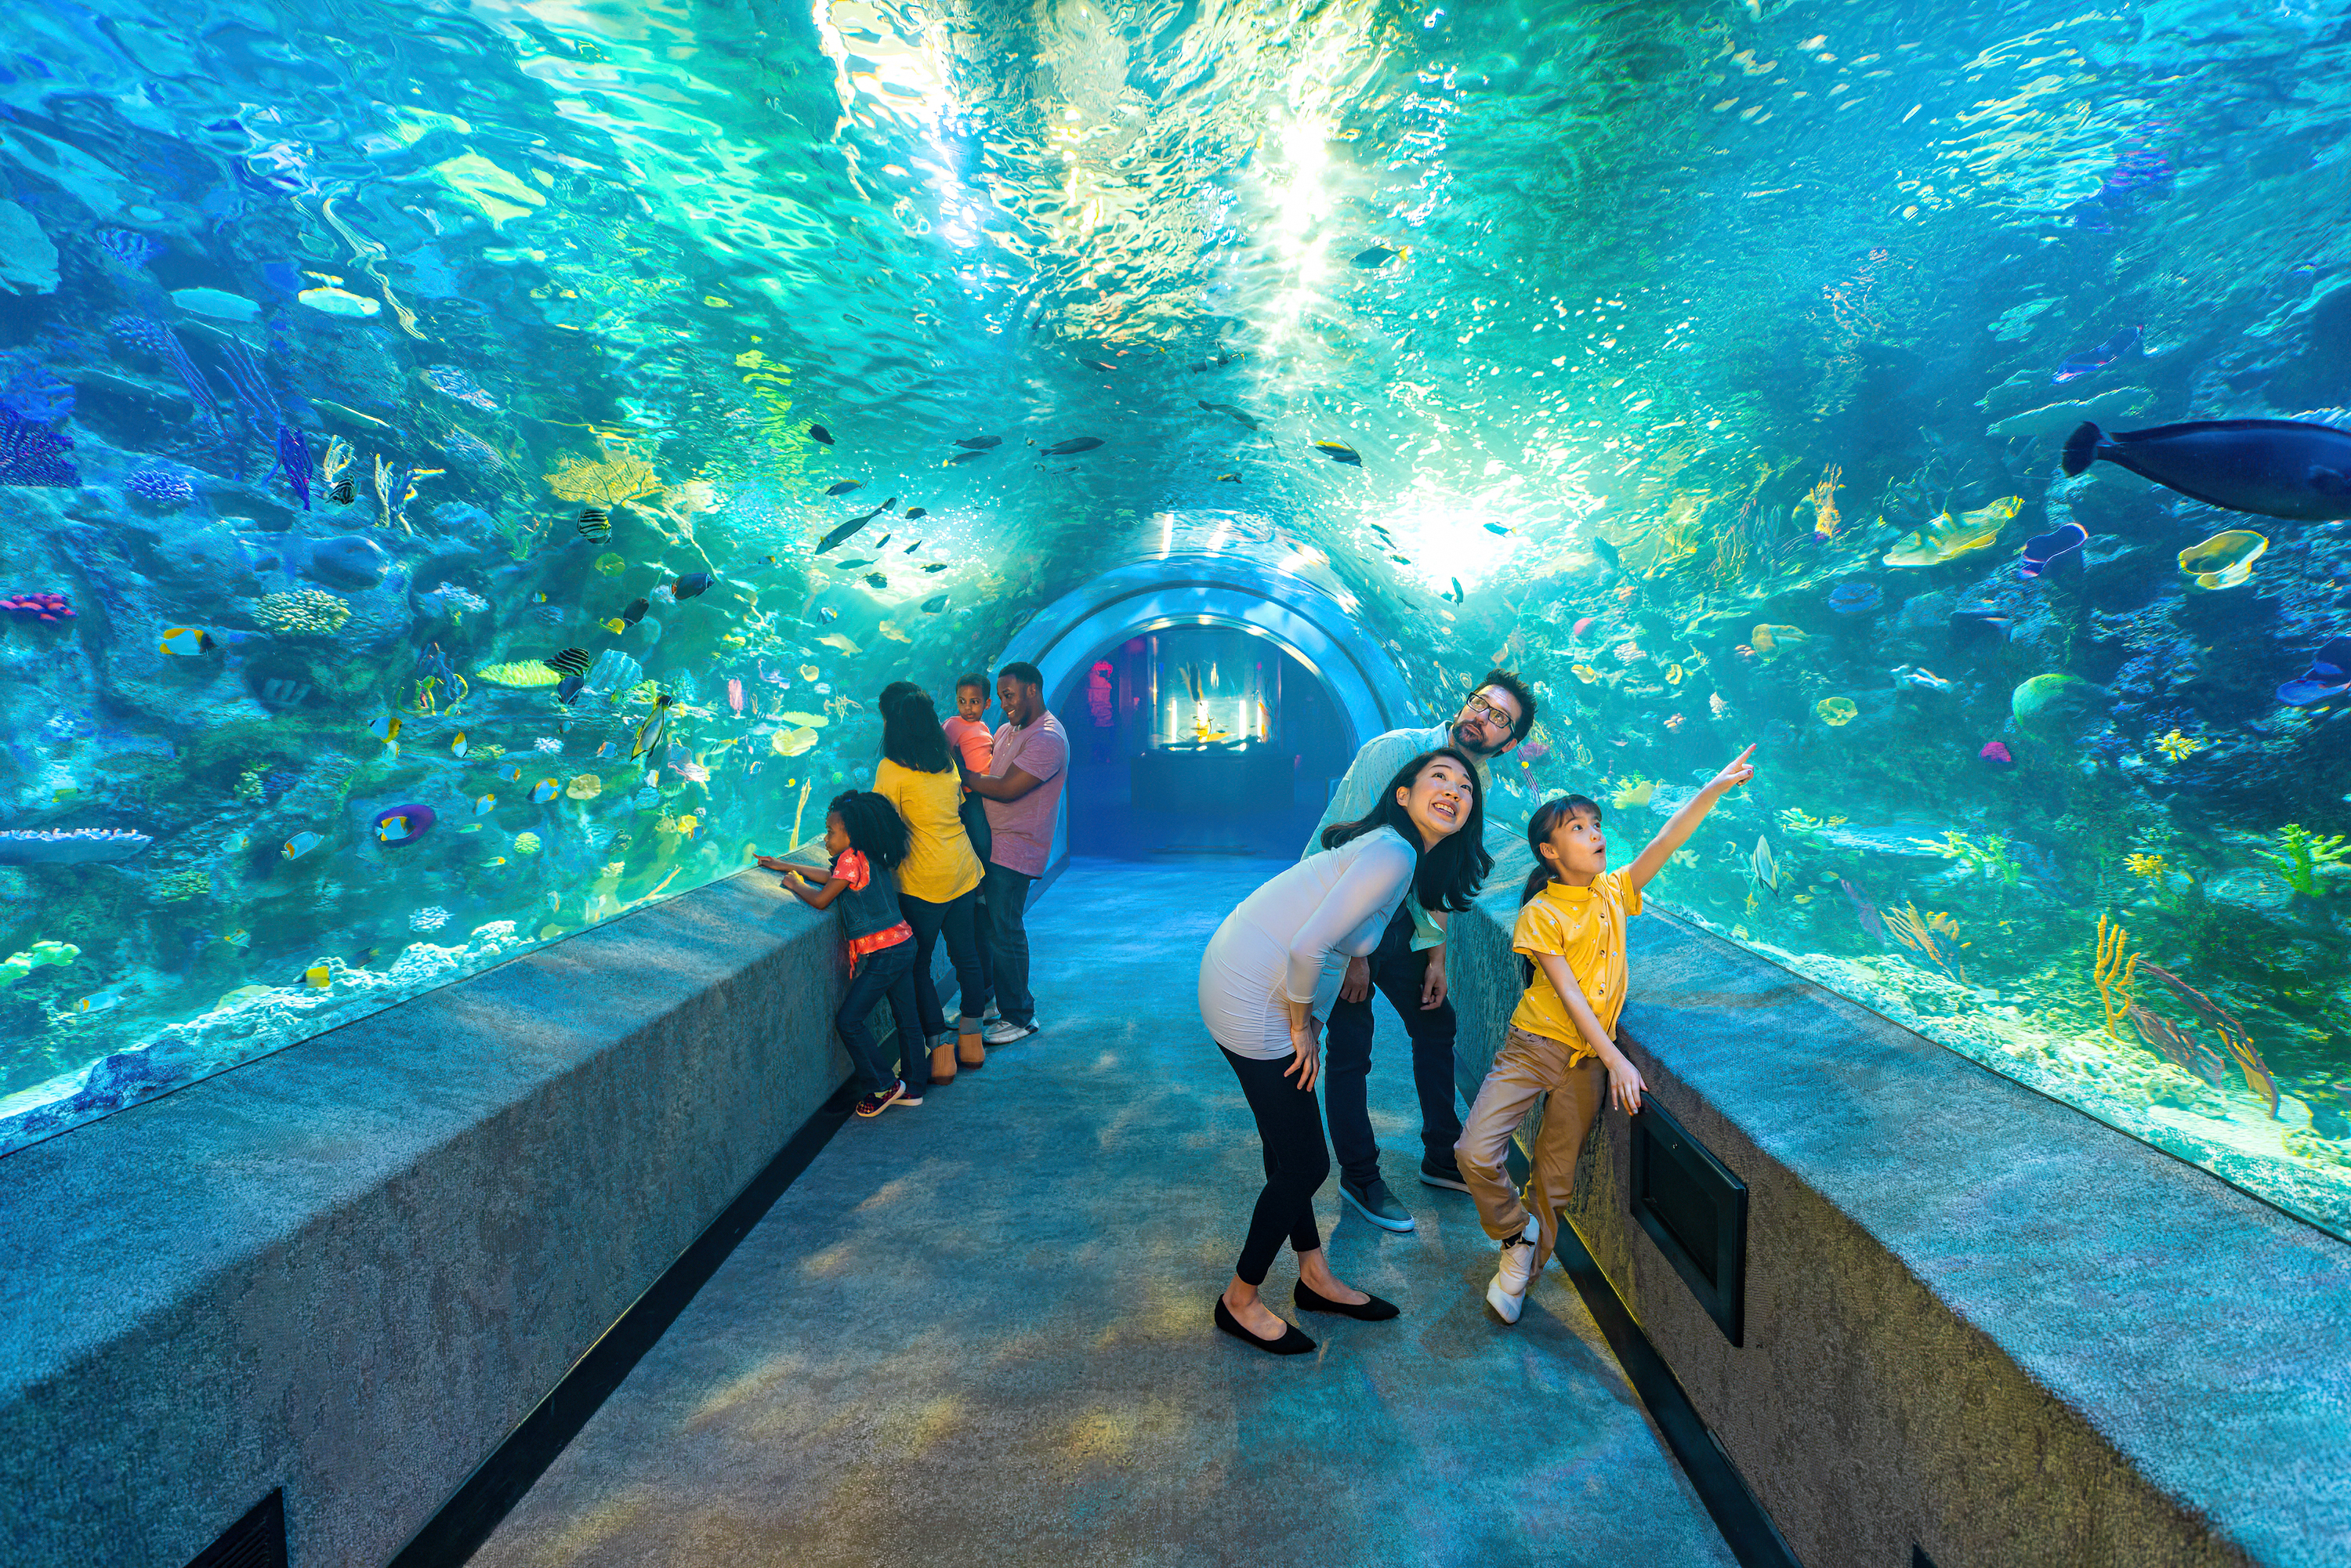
[982, 1017, 1038, 1046]
[1487, 1212, 1541, 1325]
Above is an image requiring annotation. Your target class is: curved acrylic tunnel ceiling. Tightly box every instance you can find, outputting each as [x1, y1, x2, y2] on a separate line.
[1000, 549, 1418, 753]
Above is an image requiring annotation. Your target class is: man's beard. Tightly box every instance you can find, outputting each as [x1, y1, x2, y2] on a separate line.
[1450, 719, 1496, 758]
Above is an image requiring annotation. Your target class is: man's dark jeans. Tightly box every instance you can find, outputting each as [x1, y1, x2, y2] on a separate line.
[1321, 902, 1462, 1190]
[837, 939, 926, 1095]
[981, 860, 1037, 1027]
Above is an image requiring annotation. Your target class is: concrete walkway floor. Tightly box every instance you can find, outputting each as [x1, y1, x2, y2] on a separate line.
[469, 859, 1738, 1568]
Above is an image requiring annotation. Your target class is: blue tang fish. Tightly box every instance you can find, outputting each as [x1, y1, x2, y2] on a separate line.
[2063, 419, 2351, 520]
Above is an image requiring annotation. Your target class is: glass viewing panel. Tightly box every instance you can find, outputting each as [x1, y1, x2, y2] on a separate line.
[0, 0, 2347, 1246]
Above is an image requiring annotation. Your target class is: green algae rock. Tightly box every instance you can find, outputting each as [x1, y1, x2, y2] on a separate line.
[0, 940, 81, 987]
[2012, 674, 2105, 730]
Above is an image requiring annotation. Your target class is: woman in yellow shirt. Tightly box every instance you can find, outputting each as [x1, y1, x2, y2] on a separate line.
[875, 683, 991, 1085]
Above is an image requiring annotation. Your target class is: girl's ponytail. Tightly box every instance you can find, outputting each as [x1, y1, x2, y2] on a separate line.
[1519, 793, 1602, 984]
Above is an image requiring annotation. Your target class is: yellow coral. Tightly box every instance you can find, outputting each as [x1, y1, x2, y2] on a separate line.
[2125, 853, 2166, 880]
[2094, 914, 2139, 1039]
[546, 454, 661, 507]
[253, 588, 351, 636]
[2154, 730, 2204, 762]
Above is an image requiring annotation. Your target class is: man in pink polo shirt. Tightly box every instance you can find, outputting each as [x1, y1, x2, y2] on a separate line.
[958, 661, 1067, 1045]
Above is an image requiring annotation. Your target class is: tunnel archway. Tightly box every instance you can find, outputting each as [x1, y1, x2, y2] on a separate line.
[994, 552, 1418, 868]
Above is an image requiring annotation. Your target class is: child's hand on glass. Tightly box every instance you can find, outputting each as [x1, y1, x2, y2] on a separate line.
[1702, 744, 1758, 798]
[755, 854, 796, 873]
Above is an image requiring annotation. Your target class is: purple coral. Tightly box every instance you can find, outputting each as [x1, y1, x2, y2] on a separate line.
[128, 466, 196, 507]
[0, 407, 77, 487]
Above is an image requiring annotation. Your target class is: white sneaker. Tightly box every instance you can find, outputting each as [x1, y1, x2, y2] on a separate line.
[983, 1017, 1038, 1046]
[1487, 1212, 1541, 1324]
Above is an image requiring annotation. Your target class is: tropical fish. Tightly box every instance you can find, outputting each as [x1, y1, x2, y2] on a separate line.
[369, 715, 402, 747]
[1893, 665, 1956, 693]
[2062, 419, 2351, 520]
[807, 424, 834, 445]
[475, 794, 497, 816]
[1313, 440, 1362, 465]
[817, 632, 861, 654]
[1828, 581, 1882, 614]
[1446, 578, 1465, 603]
[631, 694, 672, 761]
[556, 675, 585, 704]
[1044, 437, 1103, 456]
[955, 435, 1001, 450]
[950, 450, 991, 464]
[531, 778, 560, 804]
[547, 648, 592, 677]
[904, 506, 929, 520]
[328, 478, 356, 505]
[282, 831, 322, 860]
[498, 763, 524, 782]
[1751, 835, 1778, 893]
[1215, 473, 1241, 483]
[373, 804, 435, 846]
[816, 507, 886, 554]
[874, 533, 892, 548]
[1079, 358, 1118, 371]
[921, 595, 948, 614]
[835, 558, 874, 570]
[2277, 636, 2351, 707]
[1352, 245, 1405, 268]
[619, 597, 650, 625]
[672, 572, 713, 599]
[1482, 523, 1512, 537]
[2052, 325, 2139, 384]
[2176, 529, 2267, 590]
[2019, 521, 2088, 580]
[904, 541, 921, 552]
[1199, 400, 1261, 431]
[1882, 497, 2021, 567]
[864, 573, 888, 589]
[577, 512, 612, 543]
[922, 563, 950, 574]
[818, 607, 840, 623]
[74, 990, 122, 1014]
[303, 965, 331, 988]
[825, 480, 862, 497]
[158, 627, 216, 657]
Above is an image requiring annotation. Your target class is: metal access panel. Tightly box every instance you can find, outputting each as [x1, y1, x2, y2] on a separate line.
[186, 1490, 287, 1568]
[1629, 1096, 1751, 1345]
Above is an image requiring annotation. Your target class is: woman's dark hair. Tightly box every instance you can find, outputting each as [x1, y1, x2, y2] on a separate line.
[1319, 747, 1493, 914]
[1519, 793, 1602, 983]
[1520, 794, 1603, 906]
[879, 683, 953, 773]
[828, 790, 910, 869]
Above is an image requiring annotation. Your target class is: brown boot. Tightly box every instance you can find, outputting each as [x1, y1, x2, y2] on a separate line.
[958, 1030, 987, 1069]
[929, 1041, 958, 1084]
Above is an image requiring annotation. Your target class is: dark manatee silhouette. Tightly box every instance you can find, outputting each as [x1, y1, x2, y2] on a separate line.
[2062, 418, 2351, 520]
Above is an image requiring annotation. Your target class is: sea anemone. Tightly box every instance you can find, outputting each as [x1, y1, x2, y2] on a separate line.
[513, 831, 542, 856]
[566, 773, 603, 800]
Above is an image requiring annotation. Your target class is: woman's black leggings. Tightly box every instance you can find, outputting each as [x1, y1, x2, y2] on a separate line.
[900, 885, 990, 1037]
[1221, 1044, 1330, 1286]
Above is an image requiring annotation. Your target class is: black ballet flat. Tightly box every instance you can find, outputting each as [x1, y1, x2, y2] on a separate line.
[1215, 1296, 1317, 1356]
[1294, 1281, 1400, 1321]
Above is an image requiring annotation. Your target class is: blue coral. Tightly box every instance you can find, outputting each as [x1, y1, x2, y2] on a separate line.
[128, 466, 195, 507]
[0, 407, 77, 488]
[0, 359, 74, 425]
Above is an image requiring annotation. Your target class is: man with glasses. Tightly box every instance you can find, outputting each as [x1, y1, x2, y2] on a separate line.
[1304, 669, 1538, 1232]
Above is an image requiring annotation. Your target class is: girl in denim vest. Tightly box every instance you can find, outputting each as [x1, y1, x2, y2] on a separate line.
[761, 792, 928, 1117]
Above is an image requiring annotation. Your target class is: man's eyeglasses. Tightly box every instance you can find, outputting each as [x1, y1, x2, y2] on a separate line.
[1464, 693, 1516, 730]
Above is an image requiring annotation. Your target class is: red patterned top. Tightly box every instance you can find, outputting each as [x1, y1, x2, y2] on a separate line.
[835, 849, 912, 970]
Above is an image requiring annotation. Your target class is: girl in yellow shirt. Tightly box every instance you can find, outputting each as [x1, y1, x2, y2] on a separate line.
[875, 683, 991, 1085]
[1458, 744, 1756, 1324]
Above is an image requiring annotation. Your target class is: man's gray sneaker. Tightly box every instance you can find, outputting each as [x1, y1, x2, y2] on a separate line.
[1339, 1177, 1415, 1233]
[983, 1017, 1038, 1046]
[1418, 1156, 1472, 1193]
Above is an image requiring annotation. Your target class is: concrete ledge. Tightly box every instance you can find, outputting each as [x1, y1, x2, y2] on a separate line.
[1450, 885, 2351, 1568]
[0, 862, 921, 1568]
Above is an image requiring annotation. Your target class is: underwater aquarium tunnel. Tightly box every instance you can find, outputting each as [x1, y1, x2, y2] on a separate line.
[5, 0, 2351, 1565]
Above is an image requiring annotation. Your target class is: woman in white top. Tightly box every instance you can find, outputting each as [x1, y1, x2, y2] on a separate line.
[1200, 748, 1492, 1355]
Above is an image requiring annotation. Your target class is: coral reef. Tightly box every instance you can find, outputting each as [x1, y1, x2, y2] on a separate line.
[254, 588, 353, 636]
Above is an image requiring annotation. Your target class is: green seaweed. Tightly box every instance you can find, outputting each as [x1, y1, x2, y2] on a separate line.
[1909, 831, 2022, 887]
